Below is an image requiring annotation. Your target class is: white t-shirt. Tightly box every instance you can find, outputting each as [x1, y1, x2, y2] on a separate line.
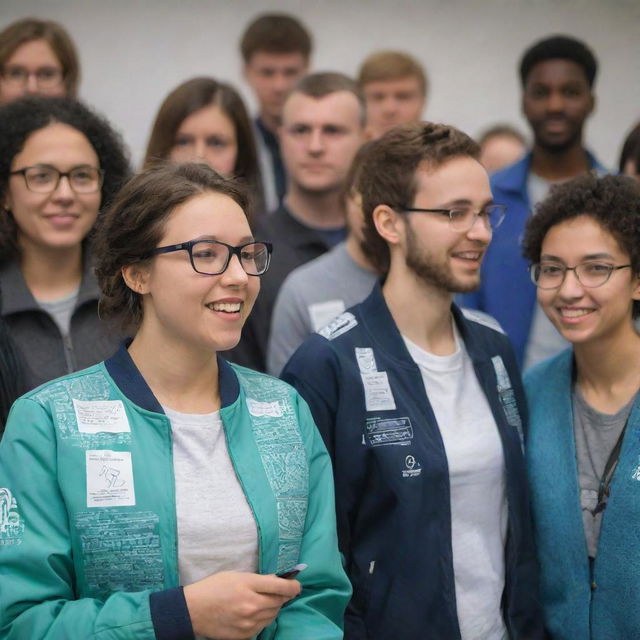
[164, 406, 259, 588]
[403, 324, 508, 640]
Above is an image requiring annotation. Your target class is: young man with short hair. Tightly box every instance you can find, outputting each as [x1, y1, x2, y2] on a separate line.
[240, 13, 312, 210]
[358, 50, 427, 140]
[282, 122, 542, 639]
[267, 142, 378, 376]
[460, 35, 607, 368]
[228, 72, 365, 372]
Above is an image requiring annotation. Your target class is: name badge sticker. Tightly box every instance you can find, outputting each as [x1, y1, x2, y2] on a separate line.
[246, 398, 284, 418]
[309, 300, 346, 332]
[361, 371, 397, 411]
[73, 399, 130, 434]
[355, 347, 378, 374]
[86, 450, 135, 507]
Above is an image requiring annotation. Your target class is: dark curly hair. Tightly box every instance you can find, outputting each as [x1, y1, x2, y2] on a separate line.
[522, 173, 640, 318]
[358, 121, 480, 274]
[0, 96, 130, 262]
[519, 35, 598, 88]
[94, 162, 249, 333]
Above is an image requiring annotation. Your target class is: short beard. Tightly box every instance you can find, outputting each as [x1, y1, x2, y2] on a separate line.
[404, 224, 480, 294]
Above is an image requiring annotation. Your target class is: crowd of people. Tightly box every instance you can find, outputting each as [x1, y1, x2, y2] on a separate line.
[0, 11, 639, 640]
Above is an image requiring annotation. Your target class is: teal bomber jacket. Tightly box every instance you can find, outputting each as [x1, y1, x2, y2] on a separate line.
[0, 344, 350, 639]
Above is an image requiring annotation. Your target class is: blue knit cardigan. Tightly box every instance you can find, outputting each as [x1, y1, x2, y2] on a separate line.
[525, 349, 640, 639]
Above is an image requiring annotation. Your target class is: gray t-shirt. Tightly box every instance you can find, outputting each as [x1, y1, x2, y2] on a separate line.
[572, 388, 636, 558]
[267, 241, 377, 376]
[523, 172, 570, 370]
[37, 287, 79, 337]
[163, 406, 259, 587]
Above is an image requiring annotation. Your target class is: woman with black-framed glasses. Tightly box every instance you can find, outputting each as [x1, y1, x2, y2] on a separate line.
[0, 162, 350, 639]
[0, 95, 130, 400]
[522, 173, 640, 639]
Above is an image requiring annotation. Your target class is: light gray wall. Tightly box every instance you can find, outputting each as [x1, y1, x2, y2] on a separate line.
[3, 0, 640, 169]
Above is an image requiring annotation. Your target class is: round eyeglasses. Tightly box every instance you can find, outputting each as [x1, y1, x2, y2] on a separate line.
[147, 240, 272, 276]
[1, 65, 63, 89]
[529, 262, 632, 289]
[400, 204, 506, 232]
[9, 165, 104, 194]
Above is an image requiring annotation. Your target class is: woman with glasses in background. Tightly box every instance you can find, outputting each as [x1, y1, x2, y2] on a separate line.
[0, 17, 80, 104]
[0, 162, 350, 639]
[0, 96, 130, 396]
[522, 173, 640, 639]
[144, 77, 264, 224]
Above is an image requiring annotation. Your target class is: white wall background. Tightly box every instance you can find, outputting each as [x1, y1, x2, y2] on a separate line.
[3, 0, 640, 169]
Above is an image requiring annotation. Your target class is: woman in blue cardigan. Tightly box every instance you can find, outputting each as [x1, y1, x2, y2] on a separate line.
[522, 173, 640, 639]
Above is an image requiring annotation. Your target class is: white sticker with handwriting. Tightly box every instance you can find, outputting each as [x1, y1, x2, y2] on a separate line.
[73, 399, 130, 434]
[86, 450, 135, 507]
[361, 372, 397, 411]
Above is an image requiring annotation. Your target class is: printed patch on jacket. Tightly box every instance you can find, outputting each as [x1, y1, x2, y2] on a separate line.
[242, 375, 309, 573]
[0, 488, 24, 546]
[366, 417, 413, 447]
[355, 347, 397, 411]
[491, 355, 524, 451]
[317, 312, 358, 340]
[86, 450, 136, 507]
[75, 510, 164, 598]
[402, 454, 422, 478]
[33, 372, 132, 448]
[461, 309, 505, 334]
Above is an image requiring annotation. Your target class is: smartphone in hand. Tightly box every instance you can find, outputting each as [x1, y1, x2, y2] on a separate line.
[276, 563, 308, 579]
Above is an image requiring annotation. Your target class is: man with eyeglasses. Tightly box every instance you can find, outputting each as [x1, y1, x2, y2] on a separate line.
[281, 122, 542, 639]
[459, 35, 608, 370]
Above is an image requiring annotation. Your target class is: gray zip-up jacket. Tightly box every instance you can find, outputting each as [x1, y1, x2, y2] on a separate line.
[0, 257, 121, 392]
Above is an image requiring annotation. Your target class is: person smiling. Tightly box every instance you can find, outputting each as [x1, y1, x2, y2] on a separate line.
[0, 162, 350, 639]
[460, 35, 608, 369]
[0, 96, 130, 394]
[282, 123, 542, 639]
[523, 174, 640, 638]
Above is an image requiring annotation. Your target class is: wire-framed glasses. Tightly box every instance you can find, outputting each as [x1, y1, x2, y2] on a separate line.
[529, 262, 632, 289]
[1, 65, 63, 89]
[400, 203, 506, 232]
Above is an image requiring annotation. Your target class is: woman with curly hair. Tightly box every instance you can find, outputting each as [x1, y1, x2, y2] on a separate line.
[0, 96, 130, 393]
[522, 173, 640, 638]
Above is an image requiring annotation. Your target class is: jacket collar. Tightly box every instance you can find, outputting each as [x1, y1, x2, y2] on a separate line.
[491, 149, 608, 197]
[104, 340, 241, 414]
[358, 281, 488, 367]
[0, 254, 101, 316]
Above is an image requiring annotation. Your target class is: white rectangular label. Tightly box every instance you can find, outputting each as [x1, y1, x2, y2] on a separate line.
[361, 372, 396, 411]
[309, 300, 346, 332]
[355, 347, 377, 373]
[246, 398, 283, 418]
[86, 450, 135, 507]
[74, 399, 130, 434]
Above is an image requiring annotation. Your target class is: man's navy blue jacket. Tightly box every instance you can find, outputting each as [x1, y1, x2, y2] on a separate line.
[282, 284, 542, 640]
